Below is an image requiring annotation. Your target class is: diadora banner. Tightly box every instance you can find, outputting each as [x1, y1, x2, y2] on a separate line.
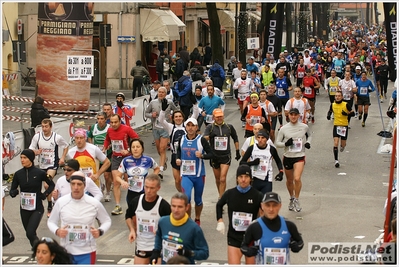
[383, 3, 397, 82]
[263, 3, 285, 61]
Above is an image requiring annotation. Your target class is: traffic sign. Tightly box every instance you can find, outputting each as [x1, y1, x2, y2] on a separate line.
[17, 19, 22, 35]
[117, 36, 136, 43]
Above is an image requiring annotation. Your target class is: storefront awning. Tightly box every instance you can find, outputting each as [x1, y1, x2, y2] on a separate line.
[217, 10, 235, 31]
[140, 8, 186, 42]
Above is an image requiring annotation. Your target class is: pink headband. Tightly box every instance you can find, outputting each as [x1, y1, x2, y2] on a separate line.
[74, 128, 87, 138]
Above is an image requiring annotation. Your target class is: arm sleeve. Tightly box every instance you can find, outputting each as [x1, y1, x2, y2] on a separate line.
[270, 146, 283, 171]
[275, 128, 286, 148]
[241, 107, 248, 122]
[103, 129, 110, 150]
[229, 124, 239, 143]
[241, 222, 262, 248]
[129, 128, 140, 139]
[96, 202, 112, 233]
[286, 220, 303, 244]
[200, 137, 214, 160]
[47, 201, 61, 234]
[193, 228, 209, 260]
[239, 145, 254, 165]
[87, 179, 103, 202]
[305, 125, 312, 144]
[43, 173, 55, 197]
[216, 191, 228, 220]
[158, 200, 172, 216]
[125, 197, 139, 220]
[145, 102, 154, 118]
[158, 110, 174, 135]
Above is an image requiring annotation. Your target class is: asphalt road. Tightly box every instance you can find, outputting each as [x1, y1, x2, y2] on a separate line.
[2, 80, 396, 265]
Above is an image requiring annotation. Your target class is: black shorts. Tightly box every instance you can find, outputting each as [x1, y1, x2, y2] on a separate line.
[171, 153, 179, 170]
[210, 154, 231, 169]
[135, 248, 153, 258]
[111, 156, 124, 171]
[227, 235, 244, 248]
[283, 156, 306, 170]
[270, 117, 277, 131]
[357, 96, 371, 106]
[304, 96, 316, 102]
[333, 125, 348, 140]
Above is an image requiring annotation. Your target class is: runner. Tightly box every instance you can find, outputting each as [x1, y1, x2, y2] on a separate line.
[301, 69, 320, 123]
[125, 174, 171, 265]
[203, 108, 240, 199]
[9, 149, 55, 247]
[240, 192, 304, 264]
[327, 91, 355, 168]
[259, 89, 277, 135]
[241, 92, 268, 138]
[47, 171, 111, 264]
[198, 84, 225, 127]
[150, 192, 209, 264]
[103, 114, 139, 215]
[338, 71, 357, 128]
[266, 83, 282, 143]
[275, 69, 293, 127]
[240, 129, 284, 194]
[115, 139, 160, 206]
[233, 70, 254, 127]
[284, 87, 311, 124]
[355, 71, 376, 127]
[176, 118, 214, 225]
[275, 108, 312, 212]
[324, 69, 341, 105]
[113, 92, 133, 126]
[29, 118, 69, 217]
[215, 165, 263, 264]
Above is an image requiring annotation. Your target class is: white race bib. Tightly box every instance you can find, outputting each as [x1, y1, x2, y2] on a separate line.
[232, 212, 253, 231]
[21, 192, 36, 211]
[277, 88, 285, 96]
[262, 247, 287, 265]
[67, 224, 90, 247]
[162, 240, 182, 263]
[80, 167, 93, 178]
[214, 137, 228, 151]
[128, 176, 144, 192]
[251, 160, 268, 179]
[360, 87, 367, 94]
[288, 138, 302, 152]
[181, 160, 196, 175]
[250, 116, 261, 126]
[336, 126, 347, 137]
[205, 114, 214, 123]
[111, 140, 124, 153]
[304, 87, 312, 95]
[137, 218, 156, 237]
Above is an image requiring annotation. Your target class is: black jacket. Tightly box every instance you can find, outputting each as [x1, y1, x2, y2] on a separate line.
[30, 102, 50, 128]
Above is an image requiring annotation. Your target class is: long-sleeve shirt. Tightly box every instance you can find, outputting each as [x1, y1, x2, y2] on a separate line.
[275, 122, 312, 158]
[103, 124, 139, 157]
[54, 175, 103, 202]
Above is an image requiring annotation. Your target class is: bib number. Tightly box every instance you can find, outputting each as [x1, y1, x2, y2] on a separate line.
[288, 138, 303, 152]
[262, 247, 287, 265]
[336, 126, 347, 137]
[360, 87, 367, 94]
[181, 160, 196, 175]
[277, 88, 285, 97]
[81, 167, 93, 178]
[21, 192, 36, 211]
[128, 176, 144, 192]
[232, 212, 253, 231]
[250, 116, 261, 126]
[304, 87, 312, 95]
[205, 114, 214, 123]
[137, 218, 156, 237]
[162, 240, 182, 263]
[111, 140, 124, 153]
[214, 137, 228, 151]
[67, 224, 90, 246]
[251, 160, 268, 179]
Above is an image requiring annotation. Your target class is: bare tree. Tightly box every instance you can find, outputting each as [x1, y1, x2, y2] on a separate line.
[238, 3, 247, 63]
[286, 3, 292, 52]
[206, 3, 224, 67]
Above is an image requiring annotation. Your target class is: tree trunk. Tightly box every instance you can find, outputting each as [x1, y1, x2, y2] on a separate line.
[285, 3, 292, 52]
[311, 3, 319, 38]
[258, 2, 267, 58]
[374, 3, 379, 24]
[206, 3, 224, 67]
[238, 3, 247, 63]
[366, 3, 370, 26]
[298, 3, 308, 46]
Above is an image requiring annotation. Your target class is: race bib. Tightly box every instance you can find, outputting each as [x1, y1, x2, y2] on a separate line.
[251, 160, 268, 179]
[232, 212, 253, 231]
[262, 247, 287, 265]
[277, 88, 285, 97]
[181, 160, 196, 175]
[67, 224, 90, 246]
[21, 192, 36, 211]
[80, 167, 93, 178]
[336, 126, 347, 137]
[330, 86, 337, 93]
[162, 240, 182, 263]
[335, 66, 341, 72]
[239, 93, 248, 101]
[39, 152, 54, 169]
[288, 138, 302, 152]
[297, 72, 304, 78]
[137, 218, 156, 237]
[214, 137, 228, 151]
[111, 140, 124, 153]
[155, 118, 163, 128]
[250, 116, 261, 126]
[304, 87, 312, 95]
[343, 93, 351, 100]
[360, 87, 367, 94]
[128, 176, 144, 192]
[205, 114, 214, 123]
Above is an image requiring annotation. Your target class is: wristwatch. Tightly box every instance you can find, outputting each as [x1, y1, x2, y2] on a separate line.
[99, 229, 104, 236]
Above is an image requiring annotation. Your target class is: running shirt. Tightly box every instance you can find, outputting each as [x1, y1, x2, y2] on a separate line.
[326, 77, 340, 96]
[233, 77, 253, 101]
[332, 101, 351, 126]
[356, 79, 375, 97]
[87, 123, 110, 151]
[285, 98, 311, 123]
[68, 143, 107, 187]
[29, 131, 69, 170]
[250, 144, 273, 181]
[260, 100, 276, 125]
[117, 155, 158, 193]
[179, 135, 205, 178]
[302, 76, 318, 99]
[245, 105, 265, 132]
[103, 124, 139, 157]
[113, 105, 134, 126]
[295, 64, 306, 79]
[275, 76, 291, 99]
[339, 79, 356, 101]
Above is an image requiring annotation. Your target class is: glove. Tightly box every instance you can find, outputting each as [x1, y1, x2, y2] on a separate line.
[289, 240, 303, 253]
[327, 111, 332, 120]
[116, 100, 123, 108]
[240, 245, 259, 257]
[275, 171, 283, 181]
[161, 98, 169, 111]
[40, 192, 47, 200]
[348, 111, 355, 117]
[150, 249, 160, 264]
[285, 138, 294, 147]
[216, 221, 225, 235]
[246, 158, 260, 166]
[235, 150, 241, 161]
[304, 142, 311, 149]
[341, 110, 348, 116]
[9, 189, 19, 198]
[177, 248, 194, 258]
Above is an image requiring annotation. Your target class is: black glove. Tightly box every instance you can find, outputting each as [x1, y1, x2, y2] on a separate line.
[9, 189, 19, 198]
[289, 240, 303, 253]
[235, 150, 241, 161]
[304, 142, 311, 149]
[150, 249, 160, 264]
[285, 138, 294, 147]
[240, 245, 259, 257]
[348, 111, 355, 117]
[177, 248, 194, 258]
[327, 111, 332, 120]
[246, 158, 260, 166]
[161, 98, 169, 111]
[341, 110, 348, 116]
[275, 172, 283, 181]
[116, 100, 123, 108]
[39, 192, 47, 200]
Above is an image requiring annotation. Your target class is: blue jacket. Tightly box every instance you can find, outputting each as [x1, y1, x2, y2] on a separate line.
[175, 75, 193, 107]
[209, 63, 225, 88]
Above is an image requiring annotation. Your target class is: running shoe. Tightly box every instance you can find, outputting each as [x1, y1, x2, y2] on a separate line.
[362, 122, 365, 127]
[335, 160, 340, 168]
[104, 193, 111, 202]
[354, 112, 358, 118]
[311, 117, 315, 124]
[164, 157, 168, 171]
[358, 114, 362, 120]
[111, 205, 123, 215]
[158, 172, 164, 180]
[293, 198, 302, 212]
[340, 146, 345, 152]
[288, 198, 295, 211]
[195, 219, 201, 226]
